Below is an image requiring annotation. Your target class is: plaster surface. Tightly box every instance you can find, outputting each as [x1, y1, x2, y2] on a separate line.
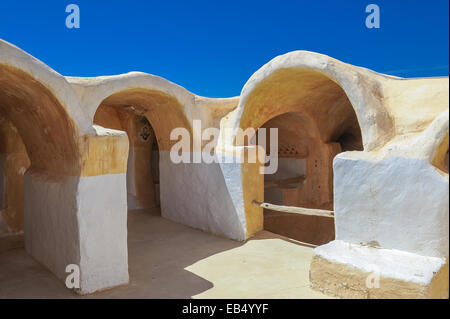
[76, 173, 129, 294]
[334, 153, 449, 258]
[159, 151, 247, 241]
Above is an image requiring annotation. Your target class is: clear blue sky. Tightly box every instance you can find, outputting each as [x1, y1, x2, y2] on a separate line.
[0, 0, 448, 97]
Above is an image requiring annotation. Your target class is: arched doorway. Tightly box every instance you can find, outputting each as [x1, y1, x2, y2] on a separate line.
[0, 63, 84, 281]
[94, 104, 160, 211]
[235, 67, 364, 245]
[257, 108, 362, 245]
[90, 87, 193, 284]
[92, 88, 192, 213]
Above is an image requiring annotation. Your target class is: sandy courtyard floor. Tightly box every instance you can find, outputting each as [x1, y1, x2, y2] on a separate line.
[0, 209, 330, 299]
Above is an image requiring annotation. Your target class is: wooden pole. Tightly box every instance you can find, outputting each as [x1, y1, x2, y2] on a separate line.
[252, 200, 334, 218]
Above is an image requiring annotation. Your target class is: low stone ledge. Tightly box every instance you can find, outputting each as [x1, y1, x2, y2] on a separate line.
[309, 240, 449, 299]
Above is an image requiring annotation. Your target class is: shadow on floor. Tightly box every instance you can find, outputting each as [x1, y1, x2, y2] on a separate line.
[90, 208, 243, 298]
[0, 208, 243, 298]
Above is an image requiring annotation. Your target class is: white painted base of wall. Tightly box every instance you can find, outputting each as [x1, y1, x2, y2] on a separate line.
[24, 171, 81, 283]
[77, 173, 129, 294]
[334, 152, 449, 258]
[24, 171, 129, 294]
[159, 151, 247, 241]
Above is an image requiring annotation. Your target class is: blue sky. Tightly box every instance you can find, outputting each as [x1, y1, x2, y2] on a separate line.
[0, 0, 448, 97]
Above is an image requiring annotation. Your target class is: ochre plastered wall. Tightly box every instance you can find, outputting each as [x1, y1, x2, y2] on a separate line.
[0, 114, 30, 234]
[79, 132, 129, 177]
[241, 147, 264, 238]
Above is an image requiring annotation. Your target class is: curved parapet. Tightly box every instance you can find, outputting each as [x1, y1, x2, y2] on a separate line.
[0, 40, 92, 133]
[68, 73, 239, 149]
[68, 73, 195, 127]
[227, 50, 396, 152]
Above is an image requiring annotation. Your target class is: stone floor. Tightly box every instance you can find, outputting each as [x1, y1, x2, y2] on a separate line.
[0, 209, 331, 299]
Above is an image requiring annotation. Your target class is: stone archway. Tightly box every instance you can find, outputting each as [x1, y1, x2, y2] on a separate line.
[1, 40, 130, 294]
[229, 60, 370, 241]
[0, 63, 84, 283]
[256, 107, 362, 245]
[94, 104, 160, 210]
[92, 88, 192, 215]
